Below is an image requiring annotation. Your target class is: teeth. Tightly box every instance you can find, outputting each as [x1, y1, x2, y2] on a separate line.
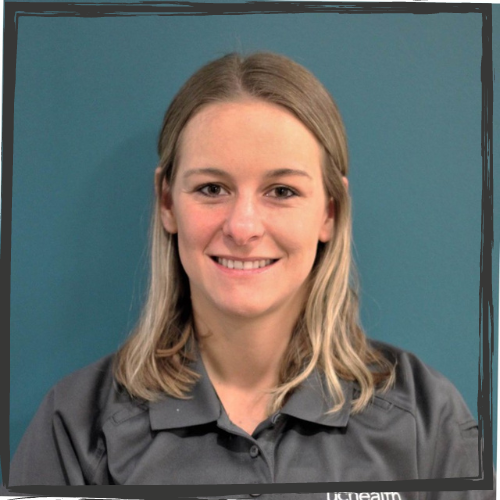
[216, 258, 274, 269]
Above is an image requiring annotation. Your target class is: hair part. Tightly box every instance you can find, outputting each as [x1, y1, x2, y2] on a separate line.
[114, 51, 395, 414]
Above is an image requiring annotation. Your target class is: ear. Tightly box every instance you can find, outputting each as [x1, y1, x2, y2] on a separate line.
[155, 166, 178, 234]
[319, 176, 348, 243]
[319, 197, 335, 243]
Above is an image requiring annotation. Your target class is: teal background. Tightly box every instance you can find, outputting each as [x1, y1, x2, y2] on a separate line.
[8, 3, 499, 472]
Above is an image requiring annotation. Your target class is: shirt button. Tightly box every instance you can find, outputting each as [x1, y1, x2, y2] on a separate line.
[249, 445, 259, 458]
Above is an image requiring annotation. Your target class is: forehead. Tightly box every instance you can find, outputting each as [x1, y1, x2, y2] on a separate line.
[176, 99, 324, 176]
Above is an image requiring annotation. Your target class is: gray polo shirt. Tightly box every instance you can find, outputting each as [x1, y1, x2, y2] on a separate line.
[9, 342, 492, 500]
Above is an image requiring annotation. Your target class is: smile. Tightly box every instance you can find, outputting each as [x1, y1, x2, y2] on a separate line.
[213, 257, 277, 270]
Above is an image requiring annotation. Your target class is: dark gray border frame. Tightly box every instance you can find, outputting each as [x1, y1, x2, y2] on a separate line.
[1, 2, 494, 498]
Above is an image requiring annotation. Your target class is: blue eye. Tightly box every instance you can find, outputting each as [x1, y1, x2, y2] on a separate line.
[269, 186, 297, 199]
[198, 184, 228, 197]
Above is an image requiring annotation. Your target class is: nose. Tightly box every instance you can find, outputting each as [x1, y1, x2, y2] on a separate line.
[222, 195, 264, 246]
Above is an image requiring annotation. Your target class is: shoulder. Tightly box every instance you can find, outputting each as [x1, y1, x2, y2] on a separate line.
[49, 354, 115, 409]
[365, 340, 480, 478]
[48, 353, 145, 425]
[369, 339, 475, 424]
[52, 354, 115, 397]
[10, 353, 148, 485]
[18, 352, 150, 454]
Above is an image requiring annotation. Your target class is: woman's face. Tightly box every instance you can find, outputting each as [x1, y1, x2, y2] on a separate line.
[160, 99, 335, 321]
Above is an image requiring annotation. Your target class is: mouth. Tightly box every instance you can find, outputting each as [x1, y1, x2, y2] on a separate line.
[211, 256, 279, 270]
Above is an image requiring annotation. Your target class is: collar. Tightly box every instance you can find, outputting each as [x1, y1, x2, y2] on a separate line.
[149, 354, 222, 431]
[280, 370, 353, 428]
[148, 354, 353, 431]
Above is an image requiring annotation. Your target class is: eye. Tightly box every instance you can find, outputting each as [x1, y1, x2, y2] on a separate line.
[267, 186, 298, 199]
[198, 184, 229, 197]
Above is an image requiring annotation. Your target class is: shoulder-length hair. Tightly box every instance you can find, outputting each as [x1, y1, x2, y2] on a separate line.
[114, 51, 395, 414]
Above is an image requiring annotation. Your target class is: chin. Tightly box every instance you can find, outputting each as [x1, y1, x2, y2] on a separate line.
[222, 305, 268, 319]
[217, 299, 273, 319]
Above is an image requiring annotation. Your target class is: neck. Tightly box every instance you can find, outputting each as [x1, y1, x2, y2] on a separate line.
[194, 306, 301, 392]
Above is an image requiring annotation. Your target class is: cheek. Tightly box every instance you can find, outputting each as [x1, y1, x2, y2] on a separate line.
[269, 227, 321, 273]
[275, 210, 327, 250]
[175, 206, 222, 256]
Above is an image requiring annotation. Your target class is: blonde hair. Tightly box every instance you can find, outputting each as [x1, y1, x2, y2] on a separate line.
[114, 52, 395, 414]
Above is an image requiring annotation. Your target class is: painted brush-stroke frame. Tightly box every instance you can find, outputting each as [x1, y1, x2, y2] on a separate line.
[0, 1, 494, 498]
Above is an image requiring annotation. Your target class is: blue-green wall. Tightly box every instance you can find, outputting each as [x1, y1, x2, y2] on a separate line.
[9, 4, 499, 469]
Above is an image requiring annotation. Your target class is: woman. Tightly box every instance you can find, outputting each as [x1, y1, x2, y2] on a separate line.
[10, 52, 489, 497]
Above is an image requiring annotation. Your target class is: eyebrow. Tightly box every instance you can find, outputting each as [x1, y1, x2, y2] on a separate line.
[182, 167, 313, 180]
[264, 168, 312, 180]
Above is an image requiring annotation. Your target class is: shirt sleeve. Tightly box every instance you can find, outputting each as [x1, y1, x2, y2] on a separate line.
[423, 412, 495, 500]
[10, 388, 89, 485]
[9, 356, 115, 486]
[397, 351, 495, 499]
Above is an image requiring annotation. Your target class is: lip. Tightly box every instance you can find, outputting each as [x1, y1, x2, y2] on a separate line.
[211, 255, 278, 262]
[209, 256, 279, 274]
